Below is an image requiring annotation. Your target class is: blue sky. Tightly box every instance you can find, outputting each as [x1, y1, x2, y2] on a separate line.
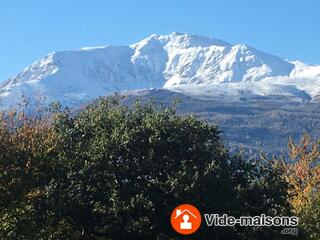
[1, 0, 319, 81]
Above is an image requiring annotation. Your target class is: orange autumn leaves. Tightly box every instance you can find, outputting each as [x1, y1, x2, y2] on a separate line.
[280, 134, 320, 239]
[283, 134, 320, 214]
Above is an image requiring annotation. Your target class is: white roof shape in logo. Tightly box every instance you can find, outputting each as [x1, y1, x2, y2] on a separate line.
[175, 209, 198, 219]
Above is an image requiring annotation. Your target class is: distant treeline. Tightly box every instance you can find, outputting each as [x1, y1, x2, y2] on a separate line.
[0, 97, 319, 239]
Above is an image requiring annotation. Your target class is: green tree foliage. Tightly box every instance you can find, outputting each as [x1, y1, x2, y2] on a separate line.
[0, 98, 301, 239]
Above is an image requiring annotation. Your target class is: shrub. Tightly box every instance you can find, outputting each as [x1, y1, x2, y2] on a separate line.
[0, 98, 296, 239]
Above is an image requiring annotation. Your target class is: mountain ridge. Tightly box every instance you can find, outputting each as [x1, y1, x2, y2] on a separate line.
[1, 32, 320, 109]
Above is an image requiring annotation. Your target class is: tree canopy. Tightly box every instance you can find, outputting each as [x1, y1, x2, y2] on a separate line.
[0, 97, 317, 239]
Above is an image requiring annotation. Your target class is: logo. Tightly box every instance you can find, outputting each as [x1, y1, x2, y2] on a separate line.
[170, 204, 202, 235]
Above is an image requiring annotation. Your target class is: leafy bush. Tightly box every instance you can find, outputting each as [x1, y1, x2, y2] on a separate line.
[0, 98, 305, 239]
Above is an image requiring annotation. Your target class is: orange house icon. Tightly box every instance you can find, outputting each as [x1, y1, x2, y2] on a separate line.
[175, 209, 198, 229]
[171, 204, 202, 235]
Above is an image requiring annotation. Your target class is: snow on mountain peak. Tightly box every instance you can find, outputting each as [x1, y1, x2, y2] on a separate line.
[1, 32, 320, 109]
[132, 32, 230, 50]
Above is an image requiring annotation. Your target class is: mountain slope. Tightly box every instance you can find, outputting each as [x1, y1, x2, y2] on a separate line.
[121, 89, 320, 155]
[1, 32, 320, 108]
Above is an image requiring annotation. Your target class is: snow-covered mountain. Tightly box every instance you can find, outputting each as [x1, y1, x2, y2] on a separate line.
[1, 32, 320, 109]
